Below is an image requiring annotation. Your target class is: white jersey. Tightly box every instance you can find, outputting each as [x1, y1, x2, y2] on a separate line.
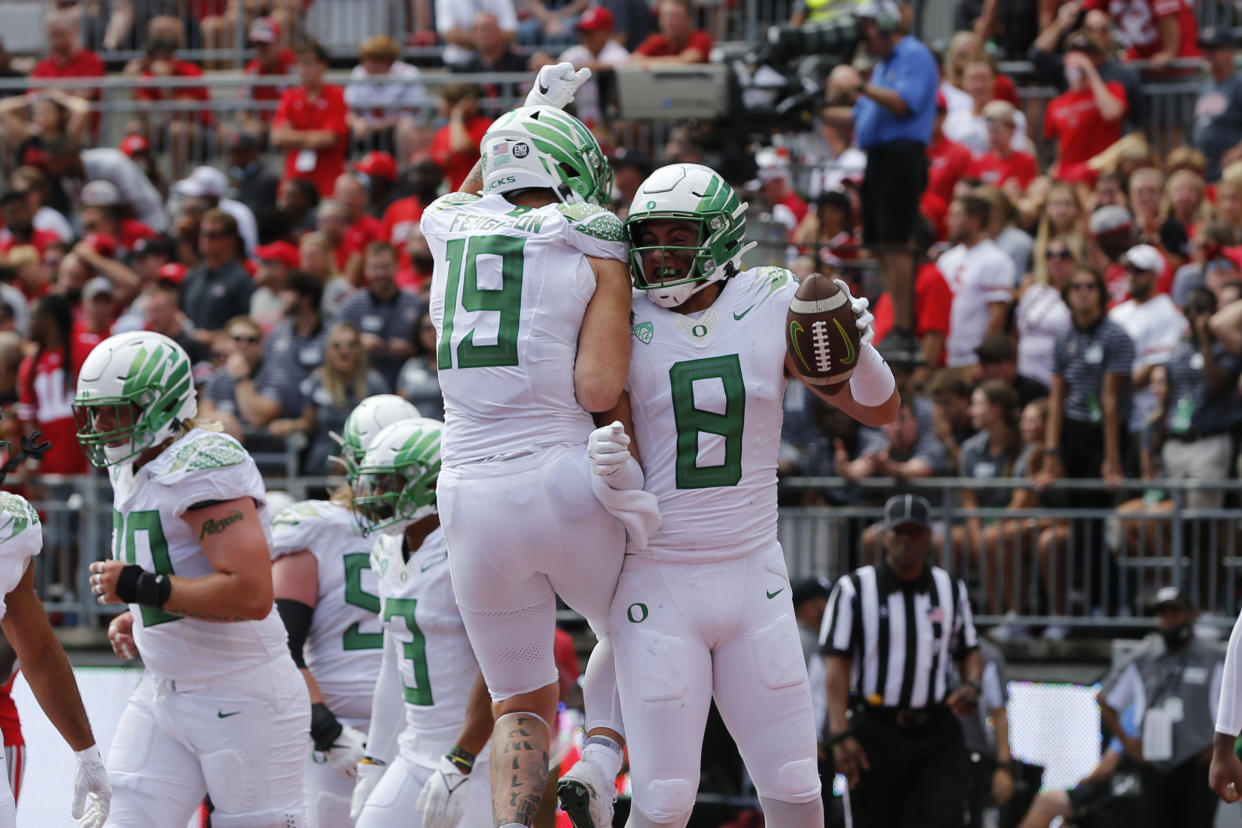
[270, 499, 382, 720]
[423, 192, 628, 466]
[373, 527, 481, 762]
[629, 267, 797, 562]
[0, 493, 40, 618]
[108, 428, 288, 681]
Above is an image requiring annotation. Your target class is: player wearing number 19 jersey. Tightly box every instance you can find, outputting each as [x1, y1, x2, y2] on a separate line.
[577, 165, 899, 828]
[423, 104, 645, 826]
[74, 330, 309, 828]
[270, 394, 421, 828]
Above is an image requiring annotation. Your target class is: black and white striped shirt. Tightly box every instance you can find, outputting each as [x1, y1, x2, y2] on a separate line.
[819, 562, 979, 709]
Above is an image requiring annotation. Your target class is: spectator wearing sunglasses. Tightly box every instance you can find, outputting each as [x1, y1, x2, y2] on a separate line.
[198, 315, 298, 443]
[1015, 236, 1075, 391]
[179, 209, 255, 345]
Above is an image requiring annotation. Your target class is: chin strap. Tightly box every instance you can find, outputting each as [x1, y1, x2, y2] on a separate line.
[0, 430, 52, 487]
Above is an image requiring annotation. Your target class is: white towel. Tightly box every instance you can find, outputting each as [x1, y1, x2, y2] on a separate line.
[590, 474, 661, 550]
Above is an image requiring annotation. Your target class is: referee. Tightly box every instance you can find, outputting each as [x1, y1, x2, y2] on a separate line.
[821, 494, 982, 828]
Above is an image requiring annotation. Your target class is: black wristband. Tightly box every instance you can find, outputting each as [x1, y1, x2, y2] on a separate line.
[310, 702, 343, 752]
[114, 565, 171, 607]
[446, 744, 475, 774]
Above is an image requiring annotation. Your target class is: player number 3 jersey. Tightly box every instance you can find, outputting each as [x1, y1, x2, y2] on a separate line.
[422, 192, 628, 466]
[270, 499, 383, 720]
[628, 267, 798, 562]
[108, 428, 288, 681]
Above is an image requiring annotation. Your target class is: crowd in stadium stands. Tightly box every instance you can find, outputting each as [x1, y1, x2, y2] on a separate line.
[0, 0, 1234, 638]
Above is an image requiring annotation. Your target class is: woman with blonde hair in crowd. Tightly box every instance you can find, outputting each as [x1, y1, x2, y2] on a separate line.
[270, 320, 389, 477]
[1160, 168, 1211, 268]
[1214, 171, 1242, 242]
[1129, 166, 1167, 248]
[1032, 182, 1087, 284]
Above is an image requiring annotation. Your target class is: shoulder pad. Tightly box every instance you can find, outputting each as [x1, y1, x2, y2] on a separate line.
[0, 493, 38, 541]
[739, 266, 795, 306]
[555, 203, 626, 242]
[159, 432, 247, 477]
[272, 500, 329, 528]
[426, 192, 481, 214]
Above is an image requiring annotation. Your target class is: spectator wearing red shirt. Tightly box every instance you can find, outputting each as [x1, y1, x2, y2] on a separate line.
[429, 83, 491, 192]
[756, 154, 808, 234]
[243, 17, 295, 127]
[132, 39, 214, 179]
[1044, 34, 1128, 184]
[631, 0, 713, 64]
[30, 14, 104, 106]
[926, 91, 973, 205]
[966, 100, 1038, 193]
[331, 173, 383, 282]
[380, 159, 442, 266]
[0, 192, 59, 257]
[17, 294, 87, 476]
[1085, 0, 1199, 70]
[272, 41, 349, 199]
[353, 151, 401, 218]
[872, 261, 953, 368]
[79, 180, 158, 257]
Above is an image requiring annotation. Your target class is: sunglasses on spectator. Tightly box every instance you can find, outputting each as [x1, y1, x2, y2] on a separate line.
[985, 118, 1014, 127]
[82, 223, 100, 233]
[1069, 282, 1098, 291]
[231, 333, 260, 344]
[330, 339, 359, 351]
[211, 351, 229, 361]
[1046, 249, 1073, 260]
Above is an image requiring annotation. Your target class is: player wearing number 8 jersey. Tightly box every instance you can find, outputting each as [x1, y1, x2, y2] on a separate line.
[349, 417, 493, 828]
[75, 330, 310, 828]
[573, 164, 901, 828]
[269, 394, 422, 828]
[423, 81, 655, 827]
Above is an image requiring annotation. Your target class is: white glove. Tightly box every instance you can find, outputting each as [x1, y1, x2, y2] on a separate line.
[323, 724, 367, 779]
[525, 61, 591, 109]
[587, 421, 631, 477]
[72, 745, 111, 828]
[417, 756, 471, 828]
[833, 278, 875, 346]
[349, 758, 387, 821]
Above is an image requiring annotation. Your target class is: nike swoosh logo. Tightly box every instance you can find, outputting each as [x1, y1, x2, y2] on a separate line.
[833, 318, 857, 365]
[217, 710, 242, 718]
[538, 80, 550, 95]
[766, 588, 784, 599]
[733, 302, 759, 321]
[420, 552, 448, 572]
[788, 321, 812, 373]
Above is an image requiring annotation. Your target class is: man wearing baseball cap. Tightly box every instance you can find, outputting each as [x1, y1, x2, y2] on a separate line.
[1194, 26, 1242, 181]
[1043, 31, 1127, 184]
[243, 17, 294, 127]
[1103, 586, 1221, 825]
[352, 152, 400, 217]
[822, 492, 982, 828]
[1109, 243, 1187, 448]
[552, 7, 630, 126]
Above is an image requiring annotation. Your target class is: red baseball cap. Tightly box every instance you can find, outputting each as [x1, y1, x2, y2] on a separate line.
[254, 240, 300, 271]
[82, 233, 117, 259]
[120, 133, 150, 158]
[157, 262, 187, 285]
[577, 6, 614, 32]
[353, 151, 399, 181]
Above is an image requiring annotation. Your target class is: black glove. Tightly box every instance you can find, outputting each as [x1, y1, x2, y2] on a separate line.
[19, 430, 52, 463]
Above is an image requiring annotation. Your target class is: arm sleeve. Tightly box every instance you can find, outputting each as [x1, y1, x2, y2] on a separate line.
[275, 598, 313, 668]
[818, 577, 857, 657]
[982, 251, 1018, 299]
[365, 627, 406, 763]
[1217, 612, 1242, 735]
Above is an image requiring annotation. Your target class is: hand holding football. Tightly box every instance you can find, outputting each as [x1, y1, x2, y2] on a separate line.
[786, 272, 863, 389]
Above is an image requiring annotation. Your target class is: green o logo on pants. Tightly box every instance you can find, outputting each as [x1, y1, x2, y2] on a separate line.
[627, 603, 649, 623]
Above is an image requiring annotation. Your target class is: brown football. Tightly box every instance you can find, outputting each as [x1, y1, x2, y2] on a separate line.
[785, 273, 862, 388]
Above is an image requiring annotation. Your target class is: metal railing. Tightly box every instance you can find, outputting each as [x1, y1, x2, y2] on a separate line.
[28, 469, 1242, 633]
[779, 476, 1242, 631]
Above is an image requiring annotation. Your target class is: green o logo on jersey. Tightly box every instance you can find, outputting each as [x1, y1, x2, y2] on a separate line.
[691, 324, 708, 338]
[627, 603, 649, 623]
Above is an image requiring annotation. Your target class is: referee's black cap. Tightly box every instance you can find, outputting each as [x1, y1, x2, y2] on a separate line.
[1149, 586, 1194, 614]
[792, 576, 832, 607]
[883, 494, 931, 530]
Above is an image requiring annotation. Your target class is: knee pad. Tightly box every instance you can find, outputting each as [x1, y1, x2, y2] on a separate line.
[201, 749, 246, 813]
[759, 758, 822, 804]
[209, 807, 305, 828]
[636, 777, 696, 824]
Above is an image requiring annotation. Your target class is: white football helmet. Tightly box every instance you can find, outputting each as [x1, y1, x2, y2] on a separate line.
[480, 106, 612, 205]
[72, 331, 197, 467]
[353, 418, 442, 537]
[625, 164, 755, 309]
[332, 395, 421, 484]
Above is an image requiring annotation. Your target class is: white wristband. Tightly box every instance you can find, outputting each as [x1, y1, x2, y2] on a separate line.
[847, 344, 896, 407]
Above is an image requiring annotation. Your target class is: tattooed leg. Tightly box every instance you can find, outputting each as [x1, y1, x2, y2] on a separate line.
[491, 711, 551, 827]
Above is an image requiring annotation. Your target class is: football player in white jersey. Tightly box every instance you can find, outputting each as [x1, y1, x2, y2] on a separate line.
[347, 417, 493, 828]
[78, 330, 310, 828]
[270, 394, 421, 828]
[575, 165, 901, 828]
[0, 429, 110, 828]
[425, 66, 655, 828]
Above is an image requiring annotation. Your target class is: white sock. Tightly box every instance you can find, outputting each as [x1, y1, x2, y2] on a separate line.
[582, 735, 624, 782]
